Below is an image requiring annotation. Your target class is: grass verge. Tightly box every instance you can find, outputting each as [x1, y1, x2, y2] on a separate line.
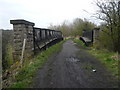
[88, 49, 119, 78]
[73, 39, 86, 48]
[73, 39, 119, 78]
[8, 40, 66, 88]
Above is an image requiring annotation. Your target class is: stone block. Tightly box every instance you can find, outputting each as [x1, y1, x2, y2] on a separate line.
[14, 35, 21, 39]
[10, 19, 35, 61]
[10, 19, 35, 26]
[14, 47, 22, 51]
[14, 39, 22, 43]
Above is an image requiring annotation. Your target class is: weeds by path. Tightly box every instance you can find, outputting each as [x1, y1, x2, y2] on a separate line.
[7, 40, 66, 88]
[73, 39, 119, 79]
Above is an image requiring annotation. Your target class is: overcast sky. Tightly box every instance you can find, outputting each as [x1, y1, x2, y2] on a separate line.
[0, 0, 100, 29]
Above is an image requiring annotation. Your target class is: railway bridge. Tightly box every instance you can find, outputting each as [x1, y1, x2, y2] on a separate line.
[10, 19, 63, 61]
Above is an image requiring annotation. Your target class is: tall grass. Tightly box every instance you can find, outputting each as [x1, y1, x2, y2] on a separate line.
[2, 30, 13, 70]
[73, 39, 86, 48]
[88, 49, 119, 78]
[73, 39, 118, 78]
[5, 44, 13, 66]
[8, 40, 66, 88]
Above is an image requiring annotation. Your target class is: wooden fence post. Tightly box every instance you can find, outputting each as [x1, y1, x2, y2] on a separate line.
[20, 39, 26, 66]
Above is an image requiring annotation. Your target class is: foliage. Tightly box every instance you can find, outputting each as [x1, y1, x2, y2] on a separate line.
[73, 38, 118, 78]
[2, 30, 13, 70]
[48, 18, 96, 37]
[94, 1, 120, 52]
[72, 18, 95, 37]
[73, 39, 86, 48]
[8, 40, 66, 88]
[5, 44, 13, 67]
[94, 25, 118, 51]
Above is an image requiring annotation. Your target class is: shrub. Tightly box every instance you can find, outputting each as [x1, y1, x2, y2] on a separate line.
[2, 30, 13, 70]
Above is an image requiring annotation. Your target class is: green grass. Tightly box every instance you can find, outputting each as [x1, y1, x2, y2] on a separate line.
[73, 38, 118, 78]
[73, 39, 86, 48]
[88, 49, 118, 78]
[8, 40, 66, 88]
[5, 44, 13, 66]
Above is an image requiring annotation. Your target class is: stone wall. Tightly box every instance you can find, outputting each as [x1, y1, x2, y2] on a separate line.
[93, 28, 100, 43]
[10, 19, 35, 61]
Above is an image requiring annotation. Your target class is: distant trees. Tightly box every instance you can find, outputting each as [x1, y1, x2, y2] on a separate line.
[48, 21, 71, 37]
[94, 0, 120, 52]
[72, 18, 95, 36]
[48, 1, 120, 53]
[48, 18, 96, 37]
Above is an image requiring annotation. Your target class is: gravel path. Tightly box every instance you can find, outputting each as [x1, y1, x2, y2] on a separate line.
[32, 40, 118, 88]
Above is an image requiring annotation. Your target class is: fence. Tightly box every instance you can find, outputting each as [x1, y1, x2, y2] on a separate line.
[33, 27, 63, 54]
[82, 30, 94, 42]
[10, 19, 63, 61]
[80, 28, 100, 46]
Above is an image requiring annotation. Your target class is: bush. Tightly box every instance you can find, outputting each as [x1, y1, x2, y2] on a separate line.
[93, 28, 119, 52]
[2, 30, 13, 71]
[5, 44, 13, 67]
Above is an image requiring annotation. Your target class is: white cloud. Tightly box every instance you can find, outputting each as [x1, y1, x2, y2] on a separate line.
[0, 0, 99, 29]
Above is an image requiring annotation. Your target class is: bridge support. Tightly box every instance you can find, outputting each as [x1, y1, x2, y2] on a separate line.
[93, 28, 100, 43]
[10, 19, 35, 61]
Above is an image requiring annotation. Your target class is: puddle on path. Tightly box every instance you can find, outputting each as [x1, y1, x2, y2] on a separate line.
[66, 57, 80, 62]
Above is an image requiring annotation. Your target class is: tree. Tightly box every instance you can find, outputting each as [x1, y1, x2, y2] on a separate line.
[72, 18, 95, 36]
[48, 18, 96, 37]
[95, 0, 120, 52]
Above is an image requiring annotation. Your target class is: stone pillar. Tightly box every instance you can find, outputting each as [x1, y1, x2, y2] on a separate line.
[93, 28, 100, 43]
[10, 19, 35, 61]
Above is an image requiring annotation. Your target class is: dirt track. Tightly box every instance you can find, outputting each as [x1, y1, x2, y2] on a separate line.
[32, 40, 118, 88]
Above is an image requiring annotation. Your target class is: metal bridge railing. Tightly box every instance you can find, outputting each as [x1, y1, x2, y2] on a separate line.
[33, 27, 63, 53]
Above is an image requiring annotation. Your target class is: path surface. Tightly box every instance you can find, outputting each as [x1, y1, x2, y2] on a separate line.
[32, 40, 118, 88]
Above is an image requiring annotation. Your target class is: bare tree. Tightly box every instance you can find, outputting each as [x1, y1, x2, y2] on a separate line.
[95, 0, 120, 52]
